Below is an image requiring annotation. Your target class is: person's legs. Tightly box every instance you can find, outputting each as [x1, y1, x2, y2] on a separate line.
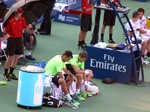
[78, 31, 87, 49]
[101, 25, 106, 42]
[9, 54, 19, 80]
[3, 55, 13, 81]
[25, 50, 36, 61]
[3, 38, 16, 81]
[65, 74, 74, 89]
[145, 39, 150, 61]
[108, 26, 116, 43]
[52, 77, 79, 106]
[73, 73, 85, 101]
[141, 40, 147, 57]
[78, 14, 90, 49]
[85, 69, 94, 82]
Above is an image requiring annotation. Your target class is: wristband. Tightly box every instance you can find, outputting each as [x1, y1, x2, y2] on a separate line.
[84, 81, 88, 85]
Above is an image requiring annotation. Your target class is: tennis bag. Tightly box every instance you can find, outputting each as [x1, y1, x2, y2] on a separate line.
[42, 93, 63, 107]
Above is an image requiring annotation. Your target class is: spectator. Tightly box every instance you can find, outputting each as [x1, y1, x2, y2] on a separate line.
[37, 0, 56, 35]
[78, 0, 93, 50]
[45, 50, 80, 107]
[18, 24, 36, 65]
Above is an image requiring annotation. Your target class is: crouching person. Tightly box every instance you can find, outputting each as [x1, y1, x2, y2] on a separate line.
[44, 50, 79, 107]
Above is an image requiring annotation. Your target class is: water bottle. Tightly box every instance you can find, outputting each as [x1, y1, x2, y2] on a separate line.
[17, 74, 21, 103]
[33, 74, 43, 105]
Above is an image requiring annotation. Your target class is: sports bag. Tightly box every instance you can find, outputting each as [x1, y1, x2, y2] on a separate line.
[42, 93, 63, 107]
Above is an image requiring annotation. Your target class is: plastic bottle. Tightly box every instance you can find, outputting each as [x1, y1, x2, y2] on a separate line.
[33, 74, 43, 105]
[17, 74, 21, 103]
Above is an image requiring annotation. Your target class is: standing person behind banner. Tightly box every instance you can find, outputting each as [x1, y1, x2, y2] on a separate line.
[78, 0, 93, 50]
[37, 0, 56, 35]
[100, 0, 120, 43]
[2, 7, 32, 81]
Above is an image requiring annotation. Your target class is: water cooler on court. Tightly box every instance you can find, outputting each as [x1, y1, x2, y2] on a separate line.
[16, 65, 45, 108]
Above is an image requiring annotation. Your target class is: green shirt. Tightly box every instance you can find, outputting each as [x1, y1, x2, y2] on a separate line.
[45, 55, 66, 76]
[66, 55, 84, 69]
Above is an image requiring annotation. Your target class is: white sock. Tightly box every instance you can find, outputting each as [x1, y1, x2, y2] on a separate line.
[66, 93, 72, 101]
[19, 55, 23, 58]
[25, 50, 31, 56]
[76, 89, 80, 94]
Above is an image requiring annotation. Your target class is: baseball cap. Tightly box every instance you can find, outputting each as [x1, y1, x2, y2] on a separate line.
[17, 7, 23, 13]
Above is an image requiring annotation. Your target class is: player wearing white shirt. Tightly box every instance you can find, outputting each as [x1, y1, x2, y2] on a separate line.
[125, 11, 150, 62]
[137, 8, 150, 30]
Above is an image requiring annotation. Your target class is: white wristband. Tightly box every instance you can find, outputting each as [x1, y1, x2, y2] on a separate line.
[84, 70, 89, 75]
[84, 81, 88, 85]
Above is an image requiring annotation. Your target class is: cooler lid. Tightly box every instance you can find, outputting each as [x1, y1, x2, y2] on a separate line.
[20, 65, 45, 73]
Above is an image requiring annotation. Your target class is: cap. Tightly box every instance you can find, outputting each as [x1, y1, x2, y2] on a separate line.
[17, 7, 23, 13]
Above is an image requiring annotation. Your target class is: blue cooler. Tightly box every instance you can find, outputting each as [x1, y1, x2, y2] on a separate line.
[16, 65, 45, 108]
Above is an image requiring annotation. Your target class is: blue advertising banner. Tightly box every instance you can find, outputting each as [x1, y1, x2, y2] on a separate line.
[56, 0, 97, 9]
[56, 0, 81, 9]
[54, 11, 80, 25]
[85, 45, 134, 84]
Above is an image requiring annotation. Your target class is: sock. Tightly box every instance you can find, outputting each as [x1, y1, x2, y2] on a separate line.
[76, 89, 80, 94]
[78, 41, 82, 46]
[9, 67, 15, 74]
[19, 55, 23, 58]
[4, 68, 9, 75]
[25, 50, 32, 56]
[82, 40, 85, 44]
[101, 34, 104, 41]
[142, 55, 145, 58]
[147, 52, 150, 57]
[109, 34, 113, 40]
[66, 93, 72, 101]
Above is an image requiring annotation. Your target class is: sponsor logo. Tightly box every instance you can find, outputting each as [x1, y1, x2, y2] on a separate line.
[90, 54, 127, 73]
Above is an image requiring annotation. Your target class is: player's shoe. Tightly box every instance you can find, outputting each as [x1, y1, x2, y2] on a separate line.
[9, 73, 18, 80]
[108, 39, 116, 44]
[2, 74, 11, 81]
[73, 94, 85, 101]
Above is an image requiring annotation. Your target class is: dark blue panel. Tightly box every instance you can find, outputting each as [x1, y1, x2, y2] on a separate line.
[85, 45, 134, 84]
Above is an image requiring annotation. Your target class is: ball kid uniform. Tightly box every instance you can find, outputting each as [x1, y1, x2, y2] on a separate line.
[81, 0, 93, 31]
[102, 0, 119, 26]
[5, 16, 27, 56]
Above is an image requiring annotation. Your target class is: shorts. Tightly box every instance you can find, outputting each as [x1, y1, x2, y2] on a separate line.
[103, 10, 116, 26]
[80, 13, 92, 31]
[52, 73, 71, 87]
[6, 37, 23, 56]
[52, 76, 60, 88]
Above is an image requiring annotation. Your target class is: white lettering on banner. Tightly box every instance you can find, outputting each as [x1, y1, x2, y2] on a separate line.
[66, 16, 79, 22]
[58, 15, 65, 21]
[103, 54, 114, 62]
[56, 0, 77, 6]
[90, 54, 127, 73]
